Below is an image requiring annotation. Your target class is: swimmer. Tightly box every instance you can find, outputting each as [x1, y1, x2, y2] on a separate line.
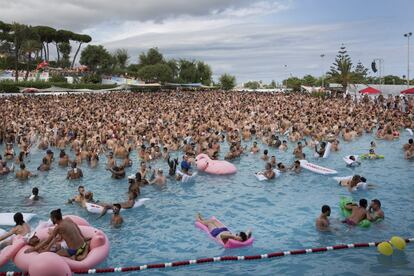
[149, 169, 166, 185]
[277, 162, 288, 173]
[314, 142, 326, 158]
[293, 141, 305, 159]
[108, 165, 125, 179]
[279, 140, 288, 151]
[68, 186, 85, 204]
[290, 160, 301, 174]
[250, 141, 260, 154]
[98, 191, 138, 218]
[342, 199, 368, 226]
[15, 163, 37, 180]
[256, 162, 275, 180]
[367, 199, 384, 222]
[106, 152, 115, 169]
[315, 205, 331, 232]
[0, 212, 31, 249]
[370, 141, 376, 149]
[196, 213, 251, 244]
[111, 203, 123, 228]
[28, 187, 42, 201]
[58, 150, 70, 167]
[403, 138, 413, 151]
[167, 157, 178, 177]
[0, 159, 14, 175]
[346, 155, 361, 167]
[270, 155, 277, 168]
[128, 175, 141, 196]
[37, 157, 50, 171]
[261, 149, 269, 161]
[67, 162, 83, 179]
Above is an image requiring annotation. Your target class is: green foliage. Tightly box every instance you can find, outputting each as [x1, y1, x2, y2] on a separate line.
[49, 74, 67, 83]
[113, 49, 129, 70]
[0, 81, 20, 93]
[58, 42, 71, 68]
[352, 61, 369, 84]
[81, 73, 102, 84]
[15, 81, 51, 89]
[80, 45, 112, 73]
[302, 74, 317, 86]
[52, 82, 116, 90]
[284, 76, 302, 91]
[382, 75, 406, 85]
[219, 73, 236, 90]
[244, 81, 260, 89]
[138, 63, 173, 83]
[327, 44, 353, 92]
[310, 91, 325, 98]
[139, 47, 164, 66]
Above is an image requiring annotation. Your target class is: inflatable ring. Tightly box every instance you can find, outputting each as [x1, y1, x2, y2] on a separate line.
[339, 197, 371, 228]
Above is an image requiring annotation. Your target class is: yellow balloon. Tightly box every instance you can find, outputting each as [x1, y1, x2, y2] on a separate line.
[377, 242, 393, 256]
[390, 236, 406, 251]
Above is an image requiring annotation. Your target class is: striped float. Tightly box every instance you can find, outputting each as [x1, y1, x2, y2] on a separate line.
[0, 238, 412, 275]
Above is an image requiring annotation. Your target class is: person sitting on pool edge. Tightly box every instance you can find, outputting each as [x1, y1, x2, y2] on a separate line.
[342, 199, 368, 226]
[367, 199, 384, 222]
[316, 205, 331, 232]
[196, 213, 251, 244]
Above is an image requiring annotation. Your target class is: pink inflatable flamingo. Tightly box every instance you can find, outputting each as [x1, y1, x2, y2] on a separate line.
[0, 236, 26, 268]
[13, 215, 109, 275]
[196, 154, 237, 175]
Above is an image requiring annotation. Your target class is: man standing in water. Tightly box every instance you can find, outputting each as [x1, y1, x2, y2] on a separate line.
[342, 199, 368, 226]
[316, 205, 331, 231]
[67, 162, 83, 179]
[25, 209, 89, 260]
[111, 204, 123, 227]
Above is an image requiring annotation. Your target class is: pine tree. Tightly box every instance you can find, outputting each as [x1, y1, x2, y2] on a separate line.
[328, 44, 353, 93]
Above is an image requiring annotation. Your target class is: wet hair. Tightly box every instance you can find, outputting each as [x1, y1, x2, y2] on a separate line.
[20, 163, 26, 169]
[360, 177, 367, 182]
[409, 139, 413, 144]
[32, 187, 39, 196]
[71, 162, 77, 168]
[322, 205, 331, 214]
[59, 150, 66, 158]
[239, 232, 248, 242]
[14, 212, 25, 226]
[264, 149, 268, 155]
[372, 199, 381, 207]
[50, 209, 63, 221]
[113, 203, 122, 210]
[78, 185, 84, 190]
[359, 199, 368, 208]
[135, 172, 142, 181]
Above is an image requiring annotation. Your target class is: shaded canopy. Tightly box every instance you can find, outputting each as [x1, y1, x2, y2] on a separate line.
[359, 86, 381, 95]
[400, 87, 414, 95]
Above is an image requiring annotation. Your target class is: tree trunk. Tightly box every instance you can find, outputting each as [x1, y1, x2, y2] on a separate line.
[46, 43, 50, 61]
[55, 42, 60, 66]
[14, 47, 19, 82]
[71, 42, 82, 69]
[25, 52, 31, 81]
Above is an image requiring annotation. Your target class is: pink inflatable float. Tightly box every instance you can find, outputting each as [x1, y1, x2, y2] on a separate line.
[196, 154, 237, 175]
[0, 236, 26, 268]
[13, 215, 109, 275]
[195, 216, 254, 249]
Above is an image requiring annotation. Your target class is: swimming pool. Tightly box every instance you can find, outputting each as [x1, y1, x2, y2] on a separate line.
[1, 131, 413, 275]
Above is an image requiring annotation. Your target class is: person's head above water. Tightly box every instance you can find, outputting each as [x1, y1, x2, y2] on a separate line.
[32, 187, 39, 196]
[238, 231, 248, 242]
[321, 205, 331, 216]
[113, 203, 122, 214]
[371, 199, 381, 209]
[263, 149, 268, 155]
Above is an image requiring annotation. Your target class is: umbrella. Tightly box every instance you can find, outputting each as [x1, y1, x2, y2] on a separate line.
[400, 87, 414, 95]
[359, 86, 381, 95]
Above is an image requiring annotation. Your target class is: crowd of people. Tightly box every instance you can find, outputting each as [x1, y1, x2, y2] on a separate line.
[0, 90, 413, 251]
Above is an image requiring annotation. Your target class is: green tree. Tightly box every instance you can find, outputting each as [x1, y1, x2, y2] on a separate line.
[71, 34, 92, 68]
[114, 48, 129, 69]
[283, 76, 302, 91]
[53, 30, 72, 65]
[139, 47, 163, 66]
[166, 59, 179, 81]
[302, 74, 317, 86]
[195, 61, 212, 85]
[32, 26, 56, 61]
[327, 44, 353, 93]
[58, 42, 71, 68]
[138, 63, 173, 83]
[219, 73, 236, 90]
[178, 59, 197, 83]
[22, 38, 42, 80]
[382, 75, 405, 85]
[269, 80, 277, 88]
[352, 61, 369, 83]
[244, 81, 260, 89]
[80, 45, 112, 73]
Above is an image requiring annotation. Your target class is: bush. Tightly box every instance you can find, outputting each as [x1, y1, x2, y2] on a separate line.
[52, 82, 117, 90]
[0, 81, 20, 93]
[81, 73, 102, 84]
[16, 81, 51, 89]
[49, 74, 67, 83]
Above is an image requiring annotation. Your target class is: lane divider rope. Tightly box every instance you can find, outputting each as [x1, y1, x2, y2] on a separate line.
[1, 238, 412, 275]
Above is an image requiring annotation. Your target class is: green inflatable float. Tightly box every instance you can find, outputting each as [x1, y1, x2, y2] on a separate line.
[339, 197, 371, 228]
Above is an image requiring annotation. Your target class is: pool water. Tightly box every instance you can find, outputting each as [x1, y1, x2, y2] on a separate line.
[1, 132, 413, 275]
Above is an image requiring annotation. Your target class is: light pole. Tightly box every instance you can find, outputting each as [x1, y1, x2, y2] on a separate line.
[404, 32, 412, 88]
[320, 54, 325, 89]
[283, 64, 288, 89]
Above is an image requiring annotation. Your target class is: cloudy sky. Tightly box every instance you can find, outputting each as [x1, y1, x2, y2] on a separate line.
[1, 0, 413, 83]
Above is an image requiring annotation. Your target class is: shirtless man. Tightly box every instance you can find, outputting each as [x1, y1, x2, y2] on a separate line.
[314, 142, 326, 158]
[261, 149, 269, 161]
[0, 213, 31, 249]
[279, 140, 288, 151]
[67, 162, 83, 179]
[196, 213, 251, 244]
[68, 186, 85, 204]
[106, 152, 116, 169]
[58, 150, 70, 167]
[108, 166, 125, 179]
[37, 157, 50, 171]
[15, 163, 36, 180]
[367, 199, 384, 222]
[25, 209, 89, 261]
[250, 141, 260, 154]
[257, 162, 275, 180]
[111, 204, 123, 228]
[315, 205, 331, 232]
[98, 191, 138, 217]
[293, 141, 305, 159]
[342, 199, 368, 226]
[149, 169, 166, 185]
[29, 187, 42, 201]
